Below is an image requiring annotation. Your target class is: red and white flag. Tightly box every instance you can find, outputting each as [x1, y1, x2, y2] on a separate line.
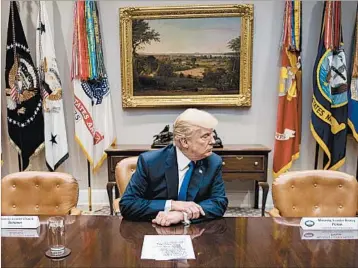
[71, 1, 115, 172]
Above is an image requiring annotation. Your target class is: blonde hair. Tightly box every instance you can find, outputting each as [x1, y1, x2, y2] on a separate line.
[173, 108, 218, 146]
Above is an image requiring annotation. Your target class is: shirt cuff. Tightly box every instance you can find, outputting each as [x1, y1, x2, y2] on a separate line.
[182, 212, 191, 225]
[164, 200, 172, 212]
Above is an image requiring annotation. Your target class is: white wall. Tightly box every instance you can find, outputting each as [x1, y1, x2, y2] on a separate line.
[1, 1, 357, 207]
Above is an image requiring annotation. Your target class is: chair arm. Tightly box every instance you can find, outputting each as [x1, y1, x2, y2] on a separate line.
[268, 207, 281, 217]
[69, 207, 82, 215]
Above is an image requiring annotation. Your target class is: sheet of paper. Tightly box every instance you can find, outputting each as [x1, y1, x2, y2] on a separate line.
[141, 235, 195, 260]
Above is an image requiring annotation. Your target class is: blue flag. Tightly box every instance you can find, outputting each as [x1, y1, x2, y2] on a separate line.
[348, 5, 358, 142]
[310, 1, 348, 170]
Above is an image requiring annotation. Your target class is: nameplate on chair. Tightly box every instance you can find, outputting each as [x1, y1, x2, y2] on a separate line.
[1, 216, 40, 229]
[300, 217, 358, 231]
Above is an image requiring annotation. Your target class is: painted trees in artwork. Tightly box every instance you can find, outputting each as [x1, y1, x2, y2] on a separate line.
[132, 19, 241, 95]
[132, 19, 160, 88]
[132, 19, 160, 55]
[226, 36, 241, 90]
[201, 36, 241, 92]
[228, 37, 241, 53]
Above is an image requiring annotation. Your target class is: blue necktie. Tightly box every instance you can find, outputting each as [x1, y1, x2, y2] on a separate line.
[178, 161, 195, 201]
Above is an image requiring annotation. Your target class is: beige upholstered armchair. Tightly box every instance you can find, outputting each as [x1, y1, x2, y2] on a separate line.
[269, 170, 358, 217]
[1, 171, 81, 216]
[113, 157, 138, 215]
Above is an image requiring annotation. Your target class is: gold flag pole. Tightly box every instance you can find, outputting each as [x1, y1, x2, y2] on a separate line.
[87, 161, 92, 211]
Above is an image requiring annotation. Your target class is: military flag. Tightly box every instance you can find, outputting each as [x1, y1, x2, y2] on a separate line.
[36, 1, 69, 171]
[348, 5, 358, 142]
[273, 1, 302, 178]
[5, 1, 44, 170]
[71, 1, 116, 172]
[310, 1, 348, 170]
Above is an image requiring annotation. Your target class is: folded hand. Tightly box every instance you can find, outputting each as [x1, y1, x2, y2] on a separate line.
[152, 211, 184, 226]
[171, 201, 205, 219]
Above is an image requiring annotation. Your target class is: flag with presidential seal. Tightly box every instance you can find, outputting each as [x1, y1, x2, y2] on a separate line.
[71, 1, 116, 172]
[5, 1, 44, 170]
[310, 1, 348, 170]
[36, 1, 69, 171]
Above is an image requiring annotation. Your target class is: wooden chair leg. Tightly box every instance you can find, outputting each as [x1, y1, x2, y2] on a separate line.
[258, 182, 269, 216]
[106, 182, 117, 216]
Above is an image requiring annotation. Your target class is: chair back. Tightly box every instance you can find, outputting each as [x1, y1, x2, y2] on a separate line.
[2, 171, 79, 216]
[115, 157, 138, 196]
[273, 170, 357, 217]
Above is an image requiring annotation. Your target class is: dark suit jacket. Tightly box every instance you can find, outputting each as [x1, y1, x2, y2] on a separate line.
[119, 144, 228, 223]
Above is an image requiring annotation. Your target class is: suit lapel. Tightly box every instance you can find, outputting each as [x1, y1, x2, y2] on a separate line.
[187, 160, 206, 201]
[165, 146, 179, 200]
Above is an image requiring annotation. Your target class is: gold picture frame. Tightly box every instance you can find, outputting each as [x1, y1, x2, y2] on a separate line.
[119, 4, 253, 108]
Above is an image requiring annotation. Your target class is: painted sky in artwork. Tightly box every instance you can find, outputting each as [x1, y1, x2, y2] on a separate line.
[137, 17, 241, 54]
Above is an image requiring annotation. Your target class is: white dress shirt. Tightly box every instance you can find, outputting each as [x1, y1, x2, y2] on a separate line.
[164, 146, 192, 211]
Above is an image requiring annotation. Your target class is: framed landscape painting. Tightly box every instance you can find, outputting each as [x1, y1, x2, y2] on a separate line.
[120, 5, 253, 108]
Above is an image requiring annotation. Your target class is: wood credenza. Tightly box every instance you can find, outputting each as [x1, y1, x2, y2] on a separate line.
[105, 144, 271, 216]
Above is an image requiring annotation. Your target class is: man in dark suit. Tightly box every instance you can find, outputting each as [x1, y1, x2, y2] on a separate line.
[120, 108, 228, 226]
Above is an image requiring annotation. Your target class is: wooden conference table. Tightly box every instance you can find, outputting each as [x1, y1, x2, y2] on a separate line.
[2, 216, 358, 267]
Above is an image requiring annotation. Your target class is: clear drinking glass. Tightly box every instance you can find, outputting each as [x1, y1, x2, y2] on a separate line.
[47, 216, 65, 254]
[50, 258, 66, 268]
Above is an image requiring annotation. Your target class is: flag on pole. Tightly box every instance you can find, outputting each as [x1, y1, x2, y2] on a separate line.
[348, 5, 358, 142]
[5, 1, 44, 170]
[36, 1, 69, 171]
[71, 1, 116, 172]
[273, 1, 302, 178]
[310, 1, 348, 170]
